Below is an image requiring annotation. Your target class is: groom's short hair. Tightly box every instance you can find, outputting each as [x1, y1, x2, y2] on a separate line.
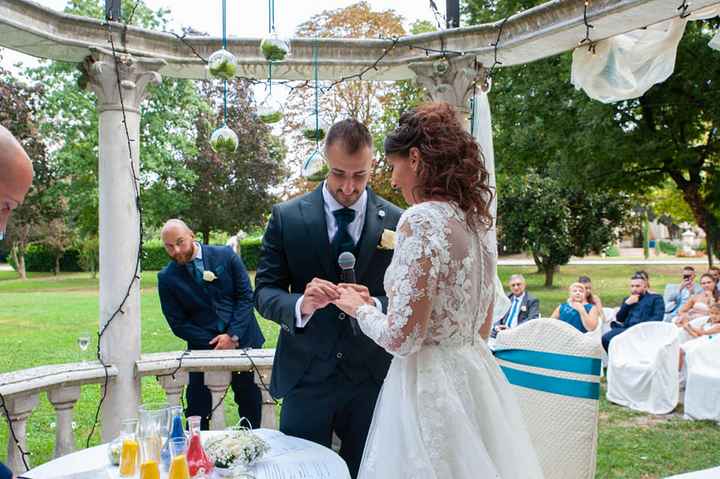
[325, 118, 372, 155]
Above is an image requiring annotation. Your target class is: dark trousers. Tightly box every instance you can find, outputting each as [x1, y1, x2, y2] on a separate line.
[186, 370, 262, 430]
[602, 322, 628, 352]
[279, 372, 381, 479]
[0, 461, 11, 479]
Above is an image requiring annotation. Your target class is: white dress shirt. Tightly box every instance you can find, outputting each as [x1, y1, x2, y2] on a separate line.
[294, 182, 380, 327]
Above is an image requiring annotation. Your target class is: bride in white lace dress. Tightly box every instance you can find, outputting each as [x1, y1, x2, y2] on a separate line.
[334, 102, 544, 479]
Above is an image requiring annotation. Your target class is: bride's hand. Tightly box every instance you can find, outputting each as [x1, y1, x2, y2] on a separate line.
[333, 286, 368, 318]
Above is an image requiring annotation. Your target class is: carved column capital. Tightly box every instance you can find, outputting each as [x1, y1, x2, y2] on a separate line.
[83, 47, 165, 113]
[409, 55, 487, 127]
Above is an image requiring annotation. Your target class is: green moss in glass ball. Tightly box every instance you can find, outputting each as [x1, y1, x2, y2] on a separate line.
[259, 111, 283, 124]
[260, 35, 290, 62]
[208, 49, 238, 80]
[210, 126, 239, 155]
[302, 127, 326, 141]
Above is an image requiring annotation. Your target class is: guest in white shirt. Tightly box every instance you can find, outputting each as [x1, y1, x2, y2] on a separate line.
[491, 274, 540, 337]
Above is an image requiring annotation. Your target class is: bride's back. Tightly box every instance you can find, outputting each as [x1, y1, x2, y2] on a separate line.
[388, 200, 494, 349]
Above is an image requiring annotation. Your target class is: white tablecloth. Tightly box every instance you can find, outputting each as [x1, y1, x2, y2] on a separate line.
[23, 429, 350, 479]
[665, 467, 720, 478]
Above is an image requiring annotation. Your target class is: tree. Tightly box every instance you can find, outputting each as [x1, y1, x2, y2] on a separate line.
[25, 0, 203, 239]
[499, 172, 628, 286]
[182, 80, 285, 244]
[279, 2, 406, 195]
[43, 216, 76, 275]
[465, 0, 720, 265]
[0, 54, 57, 279]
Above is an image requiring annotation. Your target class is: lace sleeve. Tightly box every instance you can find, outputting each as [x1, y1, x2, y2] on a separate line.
[355, 208, 441, 357]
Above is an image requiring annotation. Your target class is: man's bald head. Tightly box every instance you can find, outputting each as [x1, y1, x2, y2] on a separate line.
[161, 219, 196, 265]
[0, 125, 34, 239]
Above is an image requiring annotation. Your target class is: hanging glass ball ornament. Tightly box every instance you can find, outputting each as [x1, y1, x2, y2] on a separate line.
[302, 148, 328, 180]
[257, 96, 284, 124]
[209, 125, 239, 155]
[302, 116, 328, 142]
[207, 49, 238, 80]
[260, 33, 291, 62]
[433, 57, 450, 76]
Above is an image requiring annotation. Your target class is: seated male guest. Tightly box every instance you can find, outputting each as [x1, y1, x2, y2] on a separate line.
[665, 266, 702, 321]
[601, 273, 665, 352]
[158, 219, 264, 429]
[0, 462, 12, 479]
[491, 274, 540, 337]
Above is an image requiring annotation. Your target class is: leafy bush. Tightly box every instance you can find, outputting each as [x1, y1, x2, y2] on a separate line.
[657, 240, 678, 256]
[7, 244, 82, 272]
[604, 245, 620, 257]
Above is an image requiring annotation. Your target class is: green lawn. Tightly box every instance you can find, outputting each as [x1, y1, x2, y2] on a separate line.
[1, 265, 718, 477]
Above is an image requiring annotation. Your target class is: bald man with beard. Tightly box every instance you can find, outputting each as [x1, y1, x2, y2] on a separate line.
[0, 125, 33, 479]
[0, 125, 34, 243]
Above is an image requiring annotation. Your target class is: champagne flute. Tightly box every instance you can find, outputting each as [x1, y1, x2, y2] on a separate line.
[77, 331, 91, 363]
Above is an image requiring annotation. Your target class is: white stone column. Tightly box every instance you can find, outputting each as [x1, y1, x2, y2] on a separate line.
[204, 371, 232, 430]
[84, 46, 165, 441]
[48, 386, 82, 458]
[255, 368, 277, 430]
[408, 55, 486, 130]
[157, 371, 189, 408]
[4, 393, 39, 473]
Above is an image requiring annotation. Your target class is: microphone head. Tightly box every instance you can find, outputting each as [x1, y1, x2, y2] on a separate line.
[338, 251, 356, 270]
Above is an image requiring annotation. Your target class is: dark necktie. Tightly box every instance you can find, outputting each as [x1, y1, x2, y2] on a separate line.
[187, 258, 204, 285]
[332, 207, 357, 257]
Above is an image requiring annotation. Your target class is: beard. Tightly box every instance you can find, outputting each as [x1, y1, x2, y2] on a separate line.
[174, 248, 194, 265]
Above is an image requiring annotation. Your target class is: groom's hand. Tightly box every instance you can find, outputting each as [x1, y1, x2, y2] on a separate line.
[209, 334, 236, 350]
[301, 278, 340, 316]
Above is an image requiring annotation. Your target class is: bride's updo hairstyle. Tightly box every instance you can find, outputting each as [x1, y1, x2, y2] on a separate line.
[383, 101, 494, 230]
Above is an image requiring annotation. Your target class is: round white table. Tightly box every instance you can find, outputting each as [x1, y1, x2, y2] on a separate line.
[23, 429, 350, 479]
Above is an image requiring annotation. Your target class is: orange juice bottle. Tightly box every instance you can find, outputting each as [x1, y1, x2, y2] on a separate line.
[119, 438, 140, 477]
[139, 460, 160, 479]
[168, 454, 191, 479]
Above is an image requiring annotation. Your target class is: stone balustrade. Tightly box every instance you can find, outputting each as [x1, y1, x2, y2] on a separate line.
[0, 349, 275, 473]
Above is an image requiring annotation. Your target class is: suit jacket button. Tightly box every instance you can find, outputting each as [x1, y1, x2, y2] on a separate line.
[339, 313, 346, 320]
[336, 352, 343, 359]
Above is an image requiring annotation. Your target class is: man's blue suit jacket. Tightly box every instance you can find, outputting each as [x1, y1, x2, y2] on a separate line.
[158, 245, 264, 350]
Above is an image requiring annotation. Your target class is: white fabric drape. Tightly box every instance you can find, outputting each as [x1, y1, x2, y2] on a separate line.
[471, 90, 510, 325]
[571, 6, 720, 103]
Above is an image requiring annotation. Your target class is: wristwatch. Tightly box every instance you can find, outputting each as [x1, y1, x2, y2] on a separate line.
[230, 335, 240, 347]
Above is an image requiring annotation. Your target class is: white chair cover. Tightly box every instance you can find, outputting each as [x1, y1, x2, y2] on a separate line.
[494, 318, 602, 479]
[607, 321, 680, 414]
[683, 336, 720, 421]
[600, 307, 617, 370]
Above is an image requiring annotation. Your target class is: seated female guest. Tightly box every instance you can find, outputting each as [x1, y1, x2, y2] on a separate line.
[551, 283, 600, 333]
[675, 273, 719, 326]
[678, 302, 720, 371]
[579, 275, 605, 321]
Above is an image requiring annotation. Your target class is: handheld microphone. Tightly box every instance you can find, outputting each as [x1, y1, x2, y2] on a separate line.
[338, 252, 360, 336]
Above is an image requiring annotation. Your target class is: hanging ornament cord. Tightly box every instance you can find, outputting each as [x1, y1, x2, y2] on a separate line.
[222, 0, 228, 124]
[313, 43, 320, 146]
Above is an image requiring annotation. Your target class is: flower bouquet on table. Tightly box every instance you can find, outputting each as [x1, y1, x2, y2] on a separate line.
[204, 423, 270, 477]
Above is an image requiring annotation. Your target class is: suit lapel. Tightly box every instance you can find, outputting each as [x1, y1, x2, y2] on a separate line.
[299, 186, 338, 282]
[355, 189, 384, 282]
[174, 260, 210, 304]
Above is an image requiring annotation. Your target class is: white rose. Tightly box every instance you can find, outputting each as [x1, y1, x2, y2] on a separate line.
[379, 229, 396, 250]
[203, 270, 217, 282]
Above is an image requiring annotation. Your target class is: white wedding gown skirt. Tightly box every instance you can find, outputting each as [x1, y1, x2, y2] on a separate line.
[358, 343, 544, 479]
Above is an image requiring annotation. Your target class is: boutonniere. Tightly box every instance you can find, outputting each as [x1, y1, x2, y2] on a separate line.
[203, 270, 218, 282]
[520, 305, 527, 312]
[378, 229, 396, 250]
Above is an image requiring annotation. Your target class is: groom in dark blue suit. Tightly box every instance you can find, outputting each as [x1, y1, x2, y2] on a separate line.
[158, 219, 265, 429]
[255, 119, 402, 478]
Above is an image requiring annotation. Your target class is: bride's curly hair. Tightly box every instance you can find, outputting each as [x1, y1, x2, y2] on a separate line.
[384, 102, 494, 230]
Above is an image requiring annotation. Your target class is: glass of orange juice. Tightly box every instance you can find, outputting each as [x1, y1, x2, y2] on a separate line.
[168, 437, 190, 479]
[119, 437, 140, 477]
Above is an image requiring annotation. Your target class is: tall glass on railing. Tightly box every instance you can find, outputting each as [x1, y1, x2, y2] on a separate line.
[168, 437, 191, 479]
[186, 415, 214, 478]
[117, 419, 140, 477]
[161, 405, 185, 471]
